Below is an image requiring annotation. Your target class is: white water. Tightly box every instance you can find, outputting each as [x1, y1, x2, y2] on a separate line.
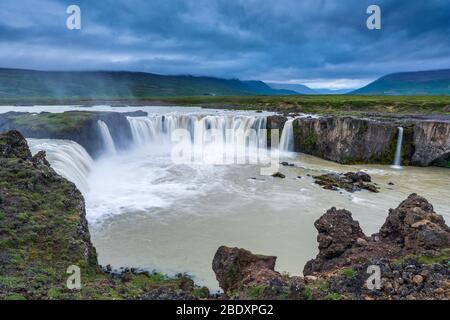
[127, 114, 268, 164]
[392, 127, 404, 169]
[97, 120, 117, 155]
[279, 119, 295, 152]
[27, 138, 93, 194]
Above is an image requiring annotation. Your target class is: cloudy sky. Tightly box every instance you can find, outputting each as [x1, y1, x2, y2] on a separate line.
[0, 0, 449, 89]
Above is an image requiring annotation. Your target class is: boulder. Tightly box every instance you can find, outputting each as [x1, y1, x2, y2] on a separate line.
[212, 246, 278, 294]
[379, 193, 450, 251]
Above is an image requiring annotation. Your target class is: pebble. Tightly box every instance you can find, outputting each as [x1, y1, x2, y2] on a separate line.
[412, 275, 424, 285]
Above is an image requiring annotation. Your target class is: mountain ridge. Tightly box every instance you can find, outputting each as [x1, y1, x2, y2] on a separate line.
[0, 68, 296, 99]
[351, 69, 450, 95]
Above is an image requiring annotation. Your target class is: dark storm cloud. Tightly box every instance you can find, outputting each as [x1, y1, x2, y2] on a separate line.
[0, 0, 449, 88]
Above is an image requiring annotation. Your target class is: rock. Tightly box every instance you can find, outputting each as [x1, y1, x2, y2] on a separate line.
[212, 246, 278, 294]
[412, 275, 424, 285]
[344, 171, 371, 183]
[303, 207, 366, 275]
[388, 182, 395, 186]
[356, 238, 369, 247]
[313, 172, 379, 193]
[0, 130, 32, 159]
[272, 172, 286, 179]
[379, 194, 450, 252]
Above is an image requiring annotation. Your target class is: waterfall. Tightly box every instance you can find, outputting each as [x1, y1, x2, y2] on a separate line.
[279, 119, 294, 152]
[27, 139, 93, 194]
[392, 127, 404, 168]
[127, 115, 267, 149]
[97, 120, 117, 154]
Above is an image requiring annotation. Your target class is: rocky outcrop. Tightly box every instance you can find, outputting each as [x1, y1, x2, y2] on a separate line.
[291, 116, 450, 167]
[379, 194, 450, 251]
[304, 194, 450, 275]
[266, 115, 287, 148]
[412, 121, 450, 166]
[292, 116, 411, 165]
[0, 111, 133, 158]
[213, 246, 279, 293]
[212, 246, 306, 299]
[313, 171, 379, 193]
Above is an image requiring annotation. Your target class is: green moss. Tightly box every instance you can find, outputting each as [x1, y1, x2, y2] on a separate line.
[192, 287, 210, 299]
[417, 248, 450, 265]
[303, 287, 313, 300]
[4, 294, 27, 300]
[246, 286, 266, 299]
[339, 268, 356, 278]
[17, 212, 29, 222]
[324, 292, 347, 300]
[47, 288, 62, 299]
[0, 212, 5, 220]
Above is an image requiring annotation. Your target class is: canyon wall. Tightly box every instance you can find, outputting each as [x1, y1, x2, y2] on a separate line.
[267, 115, 449, 167]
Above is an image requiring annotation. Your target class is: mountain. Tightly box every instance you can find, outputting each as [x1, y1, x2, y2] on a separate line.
[313, 88, 352, 95]
[267, 82, 316, 94]
[268, 83, 351, 95]
[0, 68, 296, 99]
[351, 69, 450, 95]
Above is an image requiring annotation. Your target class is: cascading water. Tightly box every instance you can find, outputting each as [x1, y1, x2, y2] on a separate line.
[392, 127, 404, 169]
[97, 120, 117, 154]
[279, 119, 295, 152]
[126, 115, 268, 161]
[27, 139, 93, 194]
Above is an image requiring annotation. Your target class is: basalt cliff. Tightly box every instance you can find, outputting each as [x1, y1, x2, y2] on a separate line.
[268, 115, 450, 167]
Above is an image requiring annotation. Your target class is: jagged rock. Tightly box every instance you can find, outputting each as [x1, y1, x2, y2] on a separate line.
[303, 208, 369, 274]
[313, 171, 379, 193]
[212, 246, 279, 294]
[379, 194, 450, 251]
[0, 130, 32, 159]
[272, 172, 286, 178]
[304, 193, 450, 276]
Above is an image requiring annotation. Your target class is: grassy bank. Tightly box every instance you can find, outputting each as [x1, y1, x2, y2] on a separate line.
[2, 95, 450, 115]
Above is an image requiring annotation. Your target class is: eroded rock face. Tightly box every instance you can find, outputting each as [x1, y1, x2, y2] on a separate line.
[212, 246, 279, 294]
[293, 117, 401, 164]
[0, 130, 32, 159]
[412, 121, 450, 166]
[379, 193, 450, 251]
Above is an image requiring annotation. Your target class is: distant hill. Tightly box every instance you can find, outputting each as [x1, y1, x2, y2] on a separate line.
[0, 68, 296, 100]
[351, 69, 450, 95]
[268, 83, 351, 95]
[267, 82, 316, 94]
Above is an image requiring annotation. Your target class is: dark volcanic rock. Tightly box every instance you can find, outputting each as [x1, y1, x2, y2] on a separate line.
[304, 193, 450, 276]
[0, 130, 32, 159]
[272, 172, 286, 178]
[212, 246, 278, 294]
[313, 171, 379, 193]
[379, 194, 450, 251]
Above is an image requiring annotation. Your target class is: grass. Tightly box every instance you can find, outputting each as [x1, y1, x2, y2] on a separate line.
[339, 268, 356, 278]
[1, 95, 450, 116]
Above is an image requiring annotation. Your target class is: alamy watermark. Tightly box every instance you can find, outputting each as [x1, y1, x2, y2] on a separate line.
[366, 265, 381, 290]
[367, 5, 381, 30]
[66, 265, 81, 290]
[66, 5, 81, 30]
[170, 128, 281, 175]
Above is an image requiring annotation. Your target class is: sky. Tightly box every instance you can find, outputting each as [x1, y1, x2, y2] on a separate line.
[0, 0, 449, 90]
